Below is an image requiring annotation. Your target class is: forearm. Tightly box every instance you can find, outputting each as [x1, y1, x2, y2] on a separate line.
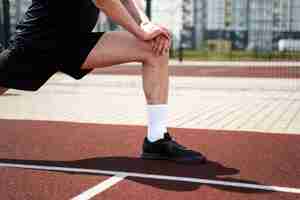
[95, 0, 143, 38]
[121, 0, 150, 25]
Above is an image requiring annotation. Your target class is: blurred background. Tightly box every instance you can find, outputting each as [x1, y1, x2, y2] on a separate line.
[1, 0, 300, 61]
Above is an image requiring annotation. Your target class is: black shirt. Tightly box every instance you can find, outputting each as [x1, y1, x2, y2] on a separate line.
[14, 0, 99, 49]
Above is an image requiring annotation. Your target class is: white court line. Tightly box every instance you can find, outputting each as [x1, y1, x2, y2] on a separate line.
[0, 162, 300, 194]
[71, 174, 126, 200]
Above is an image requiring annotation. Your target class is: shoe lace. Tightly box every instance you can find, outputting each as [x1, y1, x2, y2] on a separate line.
[164, 133, 187, 150]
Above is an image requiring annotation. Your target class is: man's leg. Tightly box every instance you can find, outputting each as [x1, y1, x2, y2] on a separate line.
[0, 87, 8, 95]
[82, 31, 206, 163]
[83, 31, 169, 142]
[82, 31, 169, 105]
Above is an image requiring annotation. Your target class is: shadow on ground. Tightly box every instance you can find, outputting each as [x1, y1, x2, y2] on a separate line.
[0, 157, 273, 194]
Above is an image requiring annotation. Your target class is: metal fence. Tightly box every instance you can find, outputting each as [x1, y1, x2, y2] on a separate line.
[169, 0, 300, 61]
[1, 0, 300, 61]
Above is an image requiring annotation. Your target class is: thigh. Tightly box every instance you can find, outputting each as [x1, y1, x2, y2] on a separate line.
[58, 32, 105, 79]
[81, 31, 154, 69]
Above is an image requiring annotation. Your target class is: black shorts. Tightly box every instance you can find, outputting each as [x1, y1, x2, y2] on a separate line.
[0, 32, 105, 91]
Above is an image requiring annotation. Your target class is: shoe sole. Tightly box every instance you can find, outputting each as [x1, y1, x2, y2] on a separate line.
[141, 152, 207, 164]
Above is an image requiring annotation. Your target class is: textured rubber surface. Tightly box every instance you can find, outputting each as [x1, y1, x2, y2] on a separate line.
[0, 119, 299, 200]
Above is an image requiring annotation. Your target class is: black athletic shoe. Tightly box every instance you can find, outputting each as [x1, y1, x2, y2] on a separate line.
[141, 132, 207, 164]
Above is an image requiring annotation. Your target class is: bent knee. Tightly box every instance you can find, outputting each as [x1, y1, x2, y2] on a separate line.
[123, 33, 170, 65]
[143, 52, 169, 67]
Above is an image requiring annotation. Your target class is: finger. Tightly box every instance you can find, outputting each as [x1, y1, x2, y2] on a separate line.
[151, 40, 155, 52]
[163, 38, 171, 55]
[158, 37, 166, 56]
[152, 37, 158, 55]
[155, 36, 161, 56]
[164, 39, 170, 54]
[153, 38, 158, 55]
[161, 27, 170, 37]
[154, 36, 167, 56]
[150, 28, 171, 42]
[144, 23, 171, 41]
[148, 33, 169, 55]
[161, 30, 171, 40]
[167, 38, 171, 50]
[159, 26, 172, 39]
[155, 28, 170, 40]
[148, 30, 164, 40]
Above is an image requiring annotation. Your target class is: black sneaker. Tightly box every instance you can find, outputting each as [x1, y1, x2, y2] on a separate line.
[141, 132, 207, 164]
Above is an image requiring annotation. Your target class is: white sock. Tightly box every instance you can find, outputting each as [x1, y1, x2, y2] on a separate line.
[147, 104, 168, 142]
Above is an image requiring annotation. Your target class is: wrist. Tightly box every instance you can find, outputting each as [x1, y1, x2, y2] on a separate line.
[133, 27, 145, 40]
